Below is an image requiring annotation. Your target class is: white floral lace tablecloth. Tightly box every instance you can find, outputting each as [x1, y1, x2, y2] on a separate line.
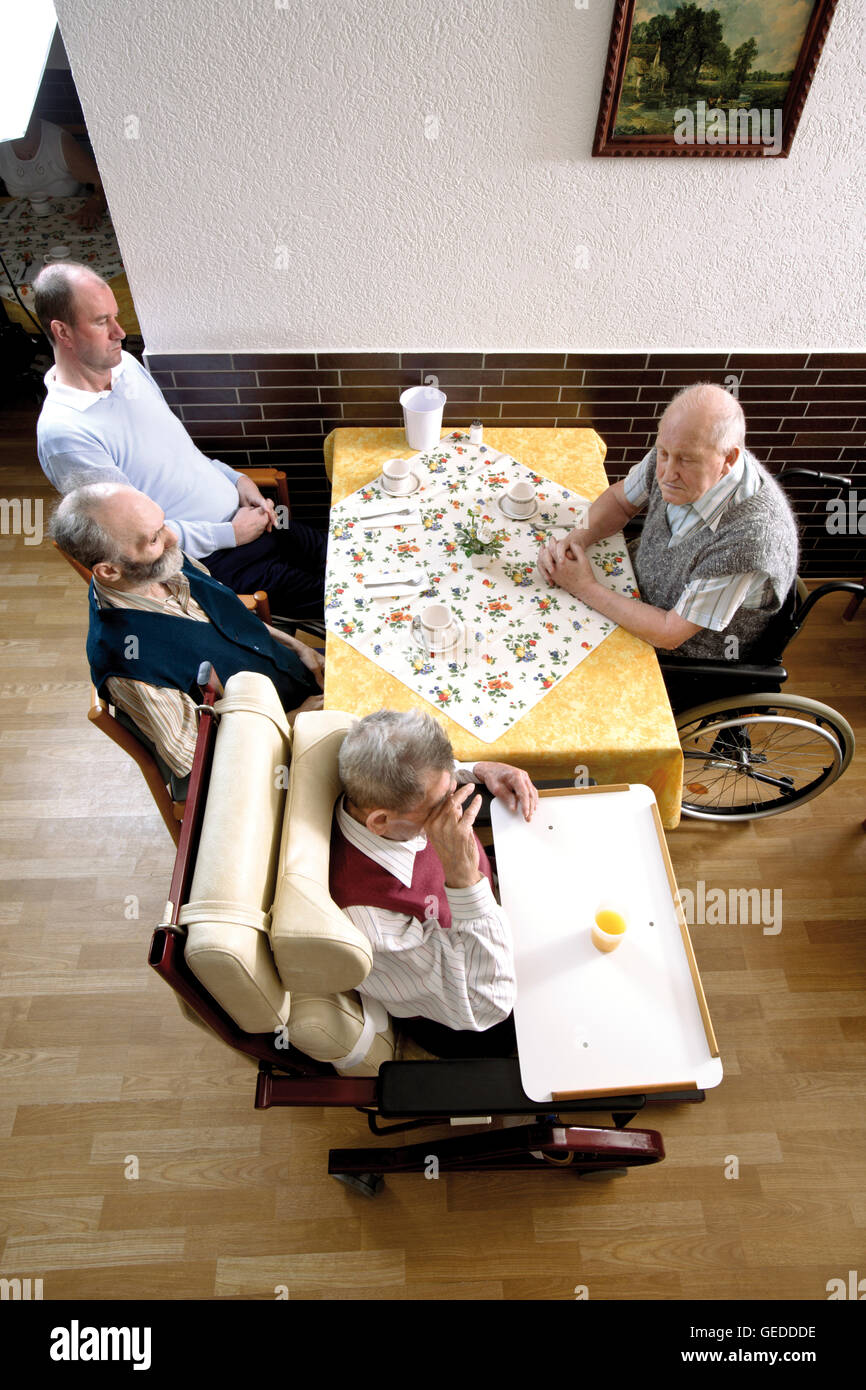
[325, 430, 639, 742]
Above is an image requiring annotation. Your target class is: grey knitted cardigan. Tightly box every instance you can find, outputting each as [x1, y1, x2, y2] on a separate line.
[634, 450, 799, 660]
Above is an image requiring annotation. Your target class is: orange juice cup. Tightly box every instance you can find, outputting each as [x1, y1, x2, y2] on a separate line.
[591, 906, 627, 953]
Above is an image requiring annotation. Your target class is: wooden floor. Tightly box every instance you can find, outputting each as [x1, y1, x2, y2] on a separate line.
[1, 414, 865, 1301]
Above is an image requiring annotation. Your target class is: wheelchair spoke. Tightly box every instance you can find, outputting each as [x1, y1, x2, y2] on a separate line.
[678, 705, 849, 819]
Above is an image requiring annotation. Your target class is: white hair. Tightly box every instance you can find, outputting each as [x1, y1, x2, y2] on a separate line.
[660, 381, 746, 456]
[49, 482, 127, 569]
[339, 709, 454, 812]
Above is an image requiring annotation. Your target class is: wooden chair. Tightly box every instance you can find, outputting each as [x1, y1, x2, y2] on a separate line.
[53, 542, 278, 844]
[51, 461, 324, 843]
[85, 589, 274, 846]
[87, 603, 324, 844]
[241, 467, 290, 515]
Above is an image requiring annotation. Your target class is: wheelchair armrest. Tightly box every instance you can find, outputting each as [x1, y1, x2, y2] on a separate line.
[778, 467, 853, 488]
[796, 581, 864, 626]
[658, 655, 788, 683]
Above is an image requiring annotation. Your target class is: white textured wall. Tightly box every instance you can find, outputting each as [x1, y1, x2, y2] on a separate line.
[53, 0, 865, 353]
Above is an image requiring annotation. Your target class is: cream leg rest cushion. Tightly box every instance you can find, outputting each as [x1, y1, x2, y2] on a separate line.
[178, 672, 292, 1034]
[270, 710, 395, 1076]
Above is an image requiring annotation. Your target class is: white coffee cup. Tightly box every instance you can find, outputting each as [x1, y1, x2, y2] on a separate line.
[29, 193, 51, 216]
[420, 602, 453, 648]
[381, 458, 414, 495]
[400, 385, 446, 451]
[505, 480, 536, 517]
[44, 244, 71, 264]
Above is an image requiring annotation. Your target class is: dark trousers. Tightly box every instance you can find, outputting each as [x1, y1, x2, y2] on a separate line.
[399, 1012, 518, 1059]
[662, 670, 717, 715]
[204, 521, 327, 622]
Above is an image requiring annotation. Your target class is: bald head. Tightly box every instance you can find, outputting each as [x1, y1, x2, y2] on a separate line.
[33, 262, 106, 344]
[33, 261, 125, 380]
[661, 382, 746, 457]
[49, 484, 183, 588]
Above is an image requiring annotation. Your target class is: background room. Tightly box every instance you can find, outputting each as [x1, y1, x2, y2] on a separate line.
[0, 0, 863, 1314]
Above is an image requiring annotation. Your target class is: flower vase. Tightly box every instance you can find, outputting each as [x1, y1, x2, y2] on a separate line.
[470, 552, 493, 569]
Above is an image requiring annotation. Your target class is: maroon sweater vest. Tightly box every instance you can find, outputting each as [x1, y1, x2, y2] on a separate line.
[329, 813, 493, 930]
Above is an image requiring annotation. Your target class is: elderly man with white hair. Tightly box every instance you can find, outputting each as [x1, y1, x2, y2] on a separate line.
[538, 383, 799, 696]
[330, 709, 538, 1057]
[49, 482, 325, 781]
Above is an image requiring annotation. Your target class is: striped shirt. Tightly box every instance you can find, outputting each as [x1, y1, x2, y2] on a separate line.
[335, 797, 516, 1031]
[624, 449, 772, 631]
[94, 558, 219, 780]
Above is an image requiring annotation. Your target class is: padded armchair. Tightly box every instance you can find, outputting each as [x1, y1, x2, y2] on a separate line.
[177, 682, 394, 1075]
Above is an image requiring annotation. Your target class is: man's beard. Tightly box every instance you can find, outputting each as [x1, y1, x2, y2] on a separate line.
[117, 542, 185, 586]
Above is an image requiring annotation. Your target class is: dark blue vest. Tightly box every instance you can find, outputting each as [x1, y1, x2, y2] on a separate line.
[86, 558, 318, 709]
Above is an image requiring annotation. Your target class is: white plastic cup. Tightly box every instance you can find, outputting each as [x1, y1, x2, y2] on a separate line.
[420, 602, 453, 649]
[381, 457, 414, 495]
[400, 385, 446, 451]
[591, 904, 628, 954]
[505, 479, 536, 516]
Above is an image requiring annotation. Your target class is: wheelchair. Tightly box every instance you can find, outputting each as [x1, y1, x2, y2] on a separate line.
[149, 667, 711, 1193]
[653, 468, 863, 821]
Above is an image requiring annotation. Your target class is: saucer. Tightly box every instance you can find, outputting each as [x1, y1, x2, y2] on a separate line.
[380, 472, 421, 497]
[498, 493, 538, 521]
[411, 614, 463, 655]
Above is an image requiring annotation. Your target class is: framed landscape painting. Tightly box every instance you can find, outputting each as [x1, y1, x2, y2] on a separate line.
[593, 0, 839, 157]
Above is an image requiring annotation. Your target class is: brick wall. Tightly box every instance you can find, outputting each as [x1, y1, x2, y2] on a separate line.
[146, 351, 865, 577]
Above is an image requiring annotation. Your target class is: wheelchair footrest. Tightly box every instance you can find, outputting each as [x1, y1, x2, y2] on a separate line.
[378, 1058, 648, 1118]
[330, 1122, 665, 1175]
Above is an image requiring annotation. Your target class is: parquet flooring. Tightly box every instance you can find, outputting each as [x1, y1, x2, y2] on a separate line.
[1, 412, 864, 1301]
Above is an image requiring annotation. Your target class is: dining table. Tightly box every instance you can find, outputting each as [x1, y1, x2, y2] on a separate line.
[0, 195, 140, 335]
[324, 425, 684, 828]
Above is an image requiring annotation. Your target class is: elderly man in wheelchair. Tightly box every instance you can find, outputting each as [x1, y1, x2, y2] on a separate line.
[154, 680, 672, 1190]
[330, 709, 538, 1060]
[538, 381, 860, 820]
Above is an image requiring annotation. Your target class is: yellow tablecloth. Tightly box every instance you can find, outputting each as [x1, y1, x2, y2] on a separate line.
[325, 426, 683, 827]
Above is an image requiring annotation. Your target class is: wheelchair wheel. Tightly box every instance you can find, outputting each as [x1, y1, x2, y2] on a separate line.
[676, 692, 855, 821]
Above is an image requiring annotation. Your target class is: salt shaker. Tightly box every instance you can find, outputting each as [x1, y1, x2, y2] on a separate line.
[469, 419, 483, 445]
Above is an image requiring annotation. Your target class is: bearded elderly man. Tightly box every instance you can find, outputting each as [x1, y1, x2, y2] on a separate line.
[538, 382, 798, 705]
[330, 709, 538, 1057]
[49, 483, 324, 782]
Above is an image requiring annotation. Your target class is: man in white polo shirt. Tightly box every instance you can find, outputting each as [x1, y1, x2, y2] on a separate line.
[34, 262, 326, 621]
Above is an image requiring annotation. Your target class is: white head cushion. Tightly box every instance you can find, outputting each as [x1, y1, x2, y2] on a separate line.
[180, 672, 291, 1033]
[270, 710, 374, 994]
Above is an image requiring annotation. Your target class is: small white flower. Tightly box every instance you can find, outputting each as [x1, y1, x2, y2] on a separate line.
[478, 523, 494, 545]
